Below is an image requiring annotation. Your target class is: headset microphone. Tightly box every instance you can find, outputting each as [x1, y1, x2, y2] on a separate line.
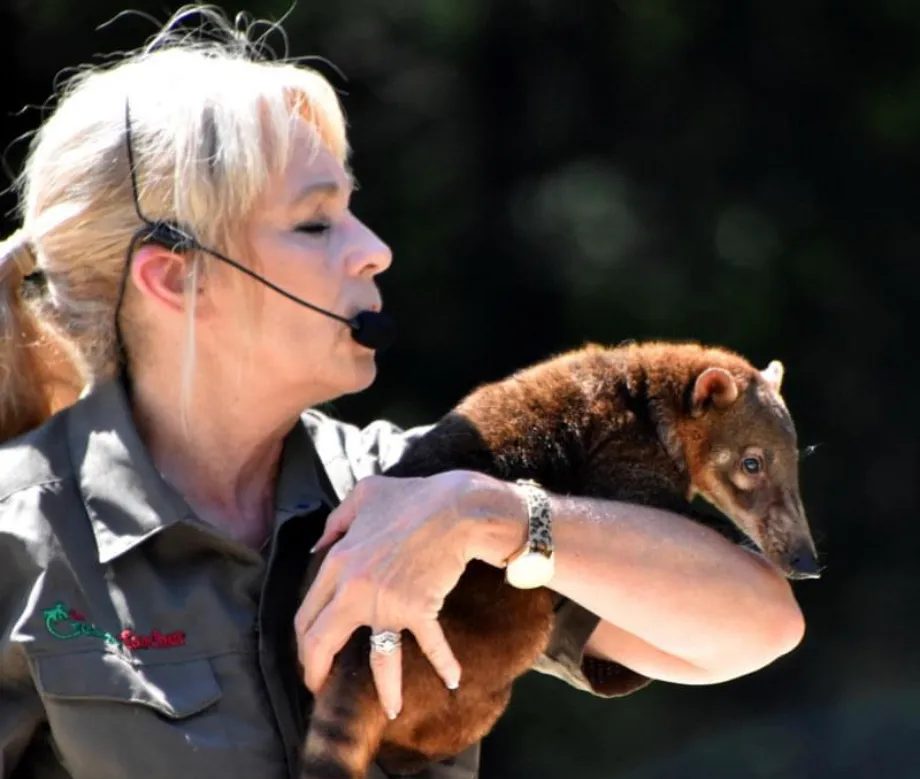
[349, 309, 397, 351]
[139, 221, 397, 352]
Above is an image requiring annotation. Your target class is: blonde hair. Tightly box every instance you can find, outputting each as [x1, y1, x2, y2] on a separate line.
[0, 5, 349, 444]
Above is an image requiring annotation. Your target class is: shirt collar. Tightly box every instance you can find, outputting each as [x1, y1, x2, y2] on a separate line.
[274, 414, 331, 522]
[67, 378, 331, 564]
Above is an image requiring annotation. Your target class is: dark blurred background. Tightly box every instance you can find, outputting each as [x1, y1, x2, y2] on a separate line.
[2, 1, 918, 777]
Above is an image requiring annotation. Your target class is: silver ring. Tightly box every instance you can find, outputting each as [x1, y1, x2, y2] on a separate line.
[369, 629, 402, 655]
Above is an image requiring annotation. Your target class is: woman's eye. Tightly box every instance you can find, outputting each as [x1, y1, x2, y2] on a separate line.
[741, 457, 762, 475]
[296, 221, 331, 236]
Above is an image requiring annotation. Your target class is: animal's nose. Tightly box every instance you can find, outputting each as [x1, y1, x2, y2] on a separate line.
[785, 547, 821, 580]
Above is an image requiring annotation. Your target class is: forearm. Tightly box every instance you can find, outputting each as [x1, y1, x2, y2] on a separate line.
[464, 481, 806, 684]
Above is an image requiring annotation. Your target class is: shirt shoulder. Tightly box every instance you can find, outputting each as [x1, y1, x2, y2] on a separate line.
[0, 411, 73, 503]
[0, 409, 83, 604]
[1, 416, 80, 668]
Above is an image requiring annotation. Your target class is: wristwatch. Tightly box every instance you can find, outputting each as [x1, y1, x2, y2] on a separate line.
[503, 479, 555, 589]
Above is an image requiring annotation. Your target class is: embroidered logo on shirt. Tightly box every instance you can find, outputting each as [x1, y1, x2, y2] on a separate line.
[42, 602, 186, 650]
[118, 628, 186, 650]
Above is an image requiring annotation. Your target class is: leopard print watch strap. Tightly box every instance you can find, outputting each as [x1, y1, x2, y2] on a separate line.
[504, 479, 555, 589]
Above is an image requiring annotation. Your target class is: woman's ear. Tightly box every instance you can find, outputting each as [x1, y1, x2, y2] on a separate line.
[130, 245, 206, 315]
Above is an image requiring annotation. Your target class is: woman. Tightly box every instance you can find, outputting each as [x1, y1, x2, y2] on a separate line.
[0, 8, 806, 779]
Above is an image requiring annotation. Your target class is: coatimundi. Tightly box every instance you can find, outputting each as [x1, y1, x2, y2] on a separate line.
[299, 340, 820, 779]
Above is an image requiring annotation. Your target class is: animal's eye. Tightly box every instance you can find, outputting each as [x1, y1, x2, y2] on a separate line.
[741, 457, 762, 475]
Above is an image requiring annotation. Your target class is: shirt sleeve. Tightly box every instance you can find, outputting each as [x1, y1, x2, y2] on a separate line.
[0, 492, 49, 778]
[0, 643, 45, 778]
[301, 410, 434, 500]
[532, 597, 654, 698]
[0, 532, 45, 778]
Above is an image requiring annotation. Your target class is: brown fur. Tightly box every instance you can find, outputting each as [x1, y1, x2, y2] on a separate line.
[298, 340, 818, 779]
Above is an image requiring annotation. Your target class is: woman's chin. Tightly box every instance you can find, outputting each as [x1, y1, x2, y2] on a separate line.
[299, 347, 379, 402]
[345, 351, 379, 392]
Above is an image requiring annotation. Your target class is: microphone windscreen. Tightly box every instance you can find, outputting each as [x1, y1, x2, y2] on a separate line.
[351, 310, 397, 351]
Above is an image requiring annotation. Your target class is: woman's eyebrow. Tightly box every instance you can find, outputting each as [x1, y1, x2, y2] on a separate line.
[290, 181, 341, 206]
[290, 180, 354, 208]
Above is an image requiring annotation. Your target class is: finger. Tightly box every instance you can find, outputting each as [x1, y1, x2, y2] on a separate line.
[310, 476, 383, 553]
[311, 500, 358, 553]
[294, 550, 342, 638]
[369, 628, 403, 720]
[298, 602, 362, 693]
[412, 619, 462, 691]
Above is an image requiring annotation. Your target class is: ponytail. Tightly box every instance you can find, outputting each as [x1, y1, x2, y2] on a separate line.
[0, 230, 85, 444]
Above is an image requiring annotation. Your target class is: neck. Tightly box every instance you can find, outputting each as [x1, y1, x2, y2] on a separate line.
[127, 361, 302, 546]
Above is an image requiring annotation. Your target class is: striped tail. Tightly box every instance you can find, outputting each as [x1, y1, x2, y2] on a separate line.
[299, 662, 388, 779]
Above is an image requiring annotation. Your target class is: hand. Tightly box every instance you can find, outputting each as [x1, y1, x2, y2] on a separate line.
[293, 470, 507, 720]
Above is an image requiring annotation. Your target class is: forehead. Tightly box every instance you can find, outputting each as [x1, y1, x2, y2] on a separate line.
[755, 383, 797, 440]
[264, 119, 352, 208]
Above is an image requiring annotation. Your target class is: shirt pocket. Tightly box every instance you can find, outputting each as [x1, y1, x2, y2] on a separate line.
[32, 650, 231, 779]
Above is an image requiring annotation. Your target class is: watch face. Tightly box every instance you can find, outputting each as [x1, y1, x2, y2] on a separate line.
[506, 552, 555, 589]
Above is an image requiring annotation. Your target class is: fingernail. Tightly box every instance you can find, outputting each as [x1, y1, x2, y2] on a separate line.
[446, 674, 460, 691]
[386, 707, 399, 720]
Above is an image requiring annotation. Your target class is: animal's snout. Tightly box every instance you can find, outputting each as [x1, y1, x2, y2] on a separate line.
[770, 491, 820, 581]
[783, 546, 821, 580]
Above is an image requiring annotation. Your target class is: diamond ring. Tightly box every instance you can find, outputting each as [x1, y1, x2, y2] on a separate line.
[369, 629, 402, 655]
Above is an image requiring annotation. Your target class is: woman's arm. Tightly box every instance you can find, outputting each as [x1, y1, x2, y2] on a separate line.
[295, 471, 807, 717]
[467, 483, 806, 686]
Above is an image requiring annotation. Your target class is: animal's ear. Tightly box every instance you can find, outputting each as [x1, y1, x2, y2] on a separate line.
[761, 360, 784, 392]
[692, 367, 739, 413]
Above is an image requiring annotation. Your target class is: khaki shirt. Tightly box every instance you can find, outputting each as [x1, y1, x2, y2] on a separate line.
[0, 379, 650, 779]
